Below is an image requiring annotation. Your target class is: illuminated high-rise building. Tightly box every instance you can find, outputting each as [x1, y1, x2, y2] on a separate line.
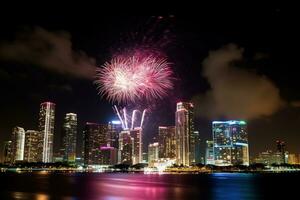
[130, 128, 142, 164]
[38, 102, 55, 163]
[254, 150, 273, 165]
[190, 130, 201, 164]
[24, 130, 39, 162]
[205, 140, 214, 165]
[99, 146, 118, 165]
[107, 120, 123, 149]
[276, 140, 286, 164]
[117, 128, 142, 165]
[288, 154, 298, 164]
[3, 141, 12, 164]
[254, 150, 286, 165]
[213, 120, 249, 166]
[142, 152, 148, 163]
[175, 102, 194, 166]
[158, 126, 176, 159]
[148, 142, 159, 167]
[83, 122, 108, 165]
[11, 126, 25, 162]
[118, 130, 133, 165]
[62, 113, 77, 162]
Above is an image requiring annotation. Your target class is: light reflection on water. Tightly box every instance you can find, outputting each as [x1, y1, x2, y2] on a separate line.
[11, 192, 50, 200]
[211, 173, 259, 200]
[83, 174, 183, 200]
[0, 172, 289, 200]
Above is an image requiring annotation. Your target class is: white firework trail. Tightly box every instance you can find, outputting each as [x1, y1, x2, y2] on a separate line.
[140, 109, 147, 128]
[113, 106, 147, 130]
[131, 109, 138, 130]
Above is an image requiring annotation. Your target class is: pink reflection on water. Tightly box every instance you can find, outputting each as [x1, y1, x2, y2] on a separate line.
[84, 174, 184, 200]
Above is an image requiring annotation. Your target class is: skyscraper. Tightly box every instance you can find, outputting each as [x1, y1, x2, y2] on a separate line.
[118, 130, 133, 165]
[213, 120, 249, 166]
[130, 128, 142, 164]
[195, 131, 202, 164]
[99, 146, 118, 165]
[107, 120, 123, 149]
[83, 122, 108, 165]
[175, 102, 194, 166]
[24, 130, 39, 162]
[158, 126, 176, 159]
[205, 140, 214, 165]
[11, 126, 25, 162]
[190, 130, 201, 164]
[38, 102, 55, 163]
[254, 150, 273, 165]
[142, 152, 148, 163]
[3, 141, 12, 164]
[254, 150, 285, 165]
[288, 154, 298, 164]
[148, 142, 159, 167]
[276, 140, 286, 164]
[62, 113, 77, 162]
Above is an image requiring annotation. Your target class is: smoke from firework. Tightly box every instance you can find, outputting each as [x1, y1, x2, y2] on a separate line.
[95, 50, 174, 104]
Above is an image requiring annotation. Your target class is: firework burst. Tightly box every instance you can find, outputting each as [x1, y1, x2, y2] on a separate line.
[95, 52, 173, 104]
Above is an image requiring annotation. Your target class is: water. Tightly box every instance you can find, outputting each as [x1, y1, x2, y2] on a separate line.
[0, 172, 297, 199]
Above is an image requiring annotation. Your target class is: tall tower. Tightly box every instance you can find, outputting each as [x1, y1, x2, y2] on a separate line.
[148, 142, 159, 167]
[276, 140, 286, 164]
[118, 130, 133, 165]
[205, 140, 214, 165]
[11, 127, 25, 162]
[213, 120, 249, 166]
[158, 126, 176, 159]
[107, 120, 123, 149]
[38, 102, 55, 163]
[130, 128, 142, 164]
[99, 146, 118, 165]
[191, 130, 201, 164]
[62, 113, 77, 162]
[175, 102, 194, 166]
[3, 141, 12, 164]
[83, 122, 108, 165]
[24, 130, 39, 162]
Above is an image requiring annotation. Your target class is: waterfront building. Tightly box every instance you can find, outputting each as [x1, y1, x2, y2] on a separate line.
[213, 120, 249, 166]
[38, 102, 55, 163]
[175, 102, 194, 166]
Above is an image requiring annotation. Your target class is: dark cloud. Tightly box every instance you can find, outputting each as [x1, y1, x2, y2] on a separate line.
[254, 52, 270, 60]
[0, 27, 97, 79]
[48, 84, 73, 93]
[290, 101, 300, 108]
[193, 44, 285, 120]
[0, 69, 11, 81]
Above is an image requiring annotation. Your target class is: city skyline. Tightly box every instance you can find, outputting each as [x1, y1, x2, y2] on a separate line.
[3, 99, 298, 167]
[1, 11, 300, 161]
[1, 99, 299, 164]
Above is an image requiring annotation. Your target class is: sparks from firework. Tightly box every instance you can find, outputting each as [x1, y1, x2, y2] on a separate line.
[131, 109, 138, 130]
[113, 105, 146, 130]
[95, 53, 173, 104]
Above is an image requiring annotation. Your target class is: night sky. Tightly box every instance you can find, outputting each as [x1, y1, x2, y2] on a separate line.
[0, 6, 299, 161]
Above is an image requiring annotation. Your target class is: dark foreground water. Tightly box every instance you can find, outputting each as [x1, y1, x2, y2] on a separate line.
[0, 172, 297, 200]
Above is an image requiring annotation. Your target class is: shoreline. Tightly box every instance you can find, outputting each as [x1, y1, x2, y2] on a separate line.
[1, 168, 300, 174]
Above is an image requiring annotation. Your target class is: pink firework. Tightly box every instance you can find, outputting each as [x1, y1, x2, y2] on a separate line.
[95, 53, 173, 103]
